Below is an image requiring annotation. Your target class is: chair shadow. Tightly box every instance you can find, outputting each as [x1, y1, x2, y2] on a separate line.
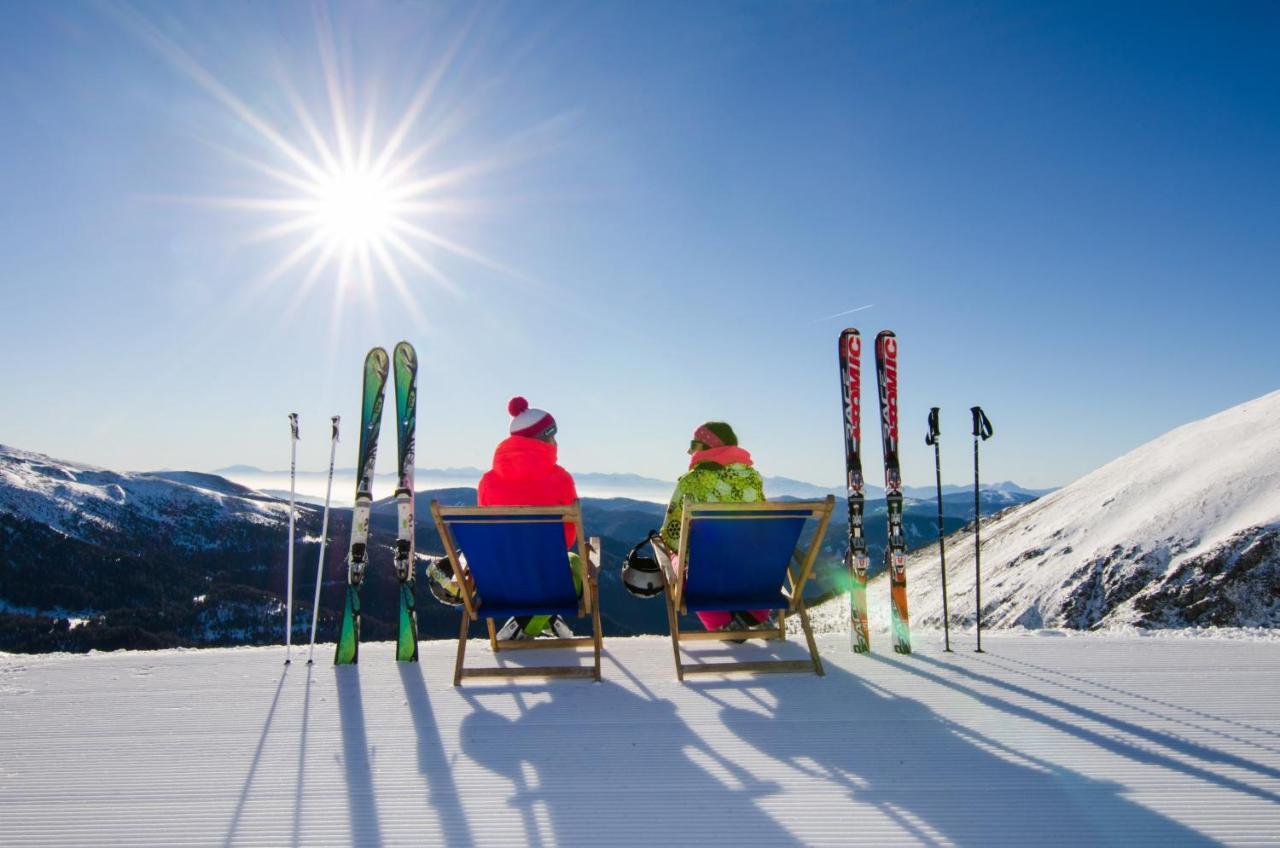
[223, 666, 288, 847]
[905, 652, 1280, 801]
[397, 663, 478, 844]
[334, 666, 384, 848]
[454, 674, 805, 846]
[684, 643, 1218, 846]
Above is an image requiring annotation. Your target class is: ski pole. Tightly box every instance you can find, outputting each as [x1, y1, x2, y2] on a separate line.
[926, 408, 951, 652]
[286, 413, 299, 664]
[970, 406, 993, 653]
[307, 416, 340, 665]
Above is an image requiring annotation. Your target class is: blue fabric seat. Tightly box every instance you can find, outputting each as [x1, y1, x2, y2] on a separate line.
[651, 498, 835, 680]
[448, 517, 579, 618]
[682, 509, 811, 612]
[431, 502, 602, 685]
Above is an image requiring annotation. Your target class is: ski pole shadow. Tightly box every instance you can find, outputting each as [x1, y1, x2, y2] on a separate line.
[979, 650, 1280, 748]
[290, 664, 314, 848]
[334, 666, 384, 848]
[910, 652, 1280, 800]
[683, 643, 1214, 845]
[397, 662, 477, 845]
[454, 671, 803, 847]
[222, 665, 288, 848]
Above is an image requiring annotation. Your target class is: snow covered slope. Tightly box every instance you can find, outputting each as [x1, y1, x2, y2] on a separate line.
[2, 634, 1278, 846]
[0, 444, 289, 549]
[876, 391, 1280, 631]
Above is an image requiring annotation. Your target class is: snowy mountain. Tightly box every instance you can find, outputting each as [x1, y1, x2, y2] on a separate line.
[0, 446, 702, 649]
[1, 447, 288, 548]
[880, 391, 1280, 631]
[0, 441, 1052, 653]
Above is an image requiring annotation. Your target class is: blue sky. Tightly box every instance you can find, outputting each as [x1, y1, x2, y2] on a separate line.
[0, 1, 1277, 488]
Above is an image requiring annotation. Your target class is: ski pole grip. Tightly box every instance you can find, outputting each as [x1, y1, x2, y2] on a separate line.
[926, 407, 940, 445]
[289, 412, 300, 440]
[971, 406, 993, 440]
[331, 415, 341, 441]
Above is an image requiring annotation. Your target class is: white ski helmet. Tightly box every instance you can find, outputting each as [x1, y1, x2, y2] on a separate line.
[622, 535, 665, 598]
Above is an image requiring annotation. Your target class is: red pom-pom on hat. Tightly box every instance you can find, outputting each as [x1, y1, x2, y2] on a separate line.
[507, 396, 557, 440]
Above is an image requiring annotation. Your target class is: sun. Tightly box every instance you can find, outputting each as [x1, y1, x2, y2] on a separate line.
[111, 3, 524, 324]
[309, 167, 398, 253]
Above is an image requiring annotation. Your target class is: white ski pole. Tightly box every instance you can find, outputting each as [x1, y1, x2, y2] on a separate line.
[286, 413, 299, 664]
[307, 416, 340, 665]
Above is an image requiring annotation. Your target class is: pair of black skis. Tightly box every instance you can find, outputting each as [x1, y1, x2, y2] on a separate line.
[334, 342, 419, 665]
[839, 329, 910, 655]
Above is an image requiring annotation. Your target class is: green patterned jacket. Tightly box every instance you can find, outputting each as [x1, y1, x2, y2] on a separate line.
[659, 461, 766, 553]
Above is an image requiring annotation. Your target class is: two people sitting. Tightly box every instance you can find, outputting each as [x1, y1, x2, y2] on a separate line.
[430, 397, 773, 639]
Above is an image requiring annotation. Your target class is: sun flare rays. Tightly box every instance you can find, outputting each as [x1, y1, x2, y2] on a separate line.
[108, 2, 524, 329]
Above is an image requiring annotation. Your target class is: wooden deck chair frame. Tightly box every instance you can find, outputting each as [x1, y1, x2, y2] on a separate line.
[430, 500, 603, 685]
[651, 496, 835, 681]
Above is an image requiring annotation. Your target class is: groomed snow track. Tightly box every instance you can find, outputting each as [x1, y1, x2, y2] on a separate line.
[2, 633, 1278, 846]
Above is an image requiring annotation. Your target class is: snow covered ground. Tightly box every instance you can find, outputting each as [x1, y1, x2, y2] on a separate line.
[3, 633, 1278, 846]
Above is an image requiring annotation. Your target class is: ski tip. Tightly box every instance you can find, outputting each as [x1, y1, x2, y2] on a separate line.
[394, 340, 419, 366]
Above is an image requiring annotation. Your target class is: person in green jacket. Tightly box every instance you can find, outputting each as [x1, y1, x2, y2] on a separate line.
[659, 421, 772, 632]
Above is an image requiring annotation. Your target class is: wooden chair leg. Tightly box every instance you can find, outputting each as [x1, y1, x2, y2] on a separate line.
[663, 590, 684, 682]
[486, 618, 499, 652]
[591, 578, 603, 682]
[777, 608, 788, 641]
[795, 598, 825, 677]
[453, 614, 470, 686]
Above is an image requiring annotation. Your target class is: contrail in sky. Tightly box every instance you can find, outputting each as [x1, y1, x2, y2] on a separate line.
[813, 303, 874, 322]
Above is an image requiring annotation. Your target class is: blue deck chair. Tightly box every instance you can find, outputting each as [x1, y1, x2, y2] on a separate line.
[649, 496, 835, 680]
[430, 501, 602, 685]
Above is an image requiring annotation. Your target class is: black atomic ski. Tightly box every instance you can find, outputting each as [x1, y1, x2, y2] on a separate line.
[875, 330, 911, 654]
[392, 341, 419, 662]
[335, 347, 390, 665]
[838, 329, 871, 653]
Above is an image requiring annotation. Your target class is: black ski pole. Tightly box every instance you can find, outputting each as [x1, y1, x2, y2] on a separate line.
[926, 408, 951, 651]
[971, 406, 993, 652]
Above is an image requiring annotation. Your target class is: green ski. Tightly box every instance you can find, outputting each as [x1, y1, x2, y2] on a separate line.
[392, 340, 420, 662]
[335, 347, 389, 665]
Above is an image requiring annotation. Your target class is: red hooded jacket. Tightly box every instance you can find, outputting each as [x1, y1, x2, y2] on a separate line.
[477, 436, 579, 547]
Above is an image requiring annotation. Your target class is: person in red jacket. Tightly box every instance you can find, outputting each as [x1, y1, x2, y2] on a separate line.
[478, 397, 578, 546]
[477, 397, 581, 640]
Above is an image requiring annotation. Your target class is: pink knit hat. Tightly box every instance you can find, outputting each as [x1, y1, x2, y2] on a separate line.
[508, 396, 558, 440]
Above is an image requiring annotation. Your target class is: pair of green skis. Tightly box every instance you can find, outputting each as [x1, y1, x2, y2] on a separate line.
[334, 342, 419, 665]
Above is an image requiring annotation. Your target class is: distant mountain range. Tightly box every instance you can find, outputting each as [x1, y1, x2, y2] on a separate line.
[216, 464, 1055, 504]
[1, 444, 1041, 652]
[10, 387, 1266, 655]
